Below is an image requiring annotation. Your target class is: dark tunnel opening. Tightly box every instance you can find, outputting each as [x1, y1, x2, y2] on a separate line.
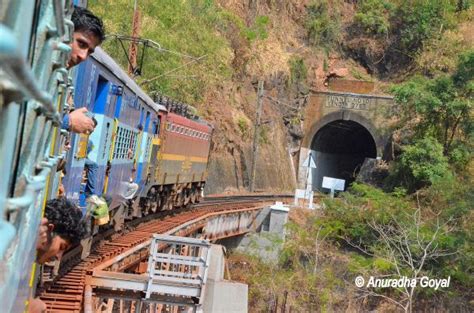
[311, 120, 377, 191]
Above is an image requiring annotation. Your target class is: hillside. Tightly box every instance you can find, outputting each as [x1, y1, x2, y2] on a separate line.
[89, 0, 472, 194]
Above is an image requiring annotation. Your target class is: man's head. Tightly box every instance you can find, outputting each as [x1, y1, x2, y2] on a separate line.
[68, 6, 105, 68]
[37, 198, 87, 264]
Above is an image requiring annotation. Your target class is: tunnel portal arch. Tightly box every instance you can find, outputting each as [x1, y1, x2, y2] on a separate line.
[303, 111, 380, 191]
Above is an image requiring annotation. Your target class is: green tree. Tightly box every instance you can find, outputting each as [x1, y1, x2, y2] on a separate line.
[394, 0, 456, 57]
[393, 137, 451, 191]
[392, 52, 473, 158]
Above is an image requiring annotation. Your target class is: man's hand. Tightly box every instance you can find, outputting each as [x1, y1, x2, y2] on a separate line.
[36, 218, 48, 250]
[69, 107, 95, 134]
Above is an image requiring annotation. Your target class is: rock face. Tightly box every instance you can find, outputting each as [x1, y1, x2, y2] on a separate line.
[356, 158, 390, 188]
[202, 1, 381, 194]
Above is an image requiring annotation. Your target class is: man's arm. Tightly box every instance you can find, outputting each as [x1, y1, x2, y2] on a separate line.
[62, 107, 95, 134]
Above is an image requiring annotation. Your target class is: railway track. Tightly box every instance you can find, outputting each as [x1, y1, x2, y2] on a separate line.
[38, 195, 289, 312]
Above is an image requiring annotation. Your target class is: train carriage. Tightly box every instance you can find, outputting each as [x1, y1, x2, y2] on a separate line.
[1, 3, 214, 311]
[62, 47, 166, 213]
[152, 112, 212, 209]
[63, 47, 213, 224]
[0, 1, 75, 312]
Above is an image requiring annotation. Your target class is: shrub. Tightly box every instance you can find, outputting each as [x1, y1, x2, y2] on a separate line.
[236, 116, 249, 138]
[354, 0, 394, 35]
[391, 137, 451, 192]
[305, 1, 340, 47]
[242, 15, 270, 42]
[288, 57, 307, 85]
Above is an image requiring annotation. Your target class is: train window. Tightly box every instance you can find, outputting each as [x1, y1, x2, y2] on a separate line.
[156, 117, 161, 135]
[113, 126, 120, 159]
[112, 126, 139, 159]
[144, 136, 153, 160]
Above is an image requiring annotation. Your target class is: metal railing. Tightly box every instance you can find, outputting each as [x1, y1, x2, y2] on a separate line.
[87, 235, 211, 312]
[0, 1, 74, 312]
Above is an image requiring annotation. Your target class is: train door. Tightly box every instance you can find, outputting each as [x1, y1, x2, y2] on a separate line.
[77, 76, 110, 208]
[147, 114, 163, 186]
[132, 106, 145, 175]
[135, 110, 151, 186]
[103, 87, 123, 194]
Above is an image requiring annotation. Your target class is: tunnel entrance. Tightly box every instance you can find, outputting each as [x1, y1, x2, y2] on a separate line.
[311, 120, 377, 191]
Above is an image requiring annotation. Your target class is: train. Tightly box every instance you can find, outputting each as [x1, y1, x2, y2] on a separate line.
[0, 1, 213, 312]
[66, 47, 213, 228]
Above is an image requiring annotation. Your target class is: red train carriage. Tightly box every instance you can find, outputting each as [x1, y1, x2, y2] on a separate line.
[142, 112, 213, 212]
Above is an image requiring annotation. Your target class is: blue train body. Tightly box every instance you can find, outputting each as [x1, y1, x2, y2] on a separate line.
[63, 48, 165, 212]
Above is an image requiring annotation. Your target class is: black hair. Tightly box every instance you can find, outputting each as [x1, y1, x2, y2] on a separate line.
[71, 6, 105, 43]
[45, 198, 87, 245]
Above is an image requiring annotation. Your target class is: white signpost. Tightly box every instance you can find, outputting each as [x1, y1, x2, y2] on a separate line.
[322, 176, 345, 198]
[294, 152, 317, 209]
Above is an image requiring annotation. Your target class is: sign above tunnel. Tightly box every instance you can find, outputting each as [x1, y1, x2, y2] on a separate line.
[326, 94, 370, 110]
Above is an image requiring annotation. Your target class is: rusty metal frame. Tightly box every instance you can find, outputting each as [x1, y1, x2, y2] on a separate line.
[40, 202, 271, 311]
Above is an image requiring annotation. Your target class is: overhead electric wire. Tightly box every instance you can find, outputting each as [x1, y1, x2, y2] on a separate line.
[105, 34, 201, 60]
[265, 95, 309, 110]
[141, 55, 207, 85]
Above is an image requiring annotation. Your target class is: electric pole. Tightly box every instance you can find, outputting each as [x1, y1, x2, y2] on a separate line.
[249, 80, 264, 192]
[128, 0, 141, 76]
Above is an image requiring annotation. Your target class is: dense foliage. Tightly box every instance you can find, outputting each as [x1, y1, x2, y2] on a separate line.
[305, 0, 340, 48]
[232, 181, 473, 311]
[390, 51, 473, 190]
[354, 0, 393, 35]
[346, 0, 470, 75]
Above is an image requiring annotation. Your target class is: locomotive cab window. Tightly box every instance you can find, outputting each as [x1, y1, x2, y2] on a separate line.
[154, 116, 161, 135]
[93, 75, 110, 114]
